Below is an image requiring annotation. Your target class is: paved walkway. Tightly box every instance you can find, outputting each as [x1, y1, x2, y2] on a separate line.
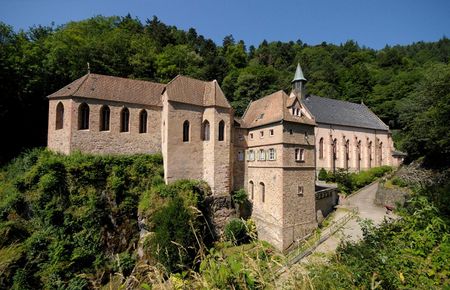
[308, 181, 395, 256]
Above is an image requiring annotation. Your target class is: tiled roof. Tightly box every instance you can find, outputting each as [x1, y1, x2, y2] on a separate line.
[303, 95, 389, 131]
[164, 75, 231, 108]
[242, 90, 316, 128]
[47, 73, 165, 106]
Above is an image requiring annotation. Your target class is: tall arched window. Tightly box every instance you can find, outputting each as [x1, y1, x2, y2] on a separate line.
[100, 105, 110, 131]
[344, 139, 350, 170]
[332, 138, 338, 173]
[218, 120, 225, 141]
[319, 138, 324, 159]
[78, 103, 90, 130]
[260, 182, 265, 203]
[249, 181, 254, 200]
[202, 120, 210, 141]
[120, 107, 130, 132]
[139, 110, 147, 133]
[55, 102, 64, 130]
[378, 142, 383, 165]
[357, 140, 362, 171]
[183, 120, 190, 142]
[368, 141, 372, 168]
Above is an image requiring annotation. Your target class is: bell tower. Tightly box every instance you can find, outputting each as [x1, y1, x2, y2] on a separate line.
[292, 63, 307, 98]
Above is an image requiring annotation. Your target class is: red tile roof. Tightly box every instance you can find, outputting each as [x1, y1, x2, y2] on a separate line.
[165, 75, 231, 108]
[47, 73, 165, 106]
[242, 90, 316, 128]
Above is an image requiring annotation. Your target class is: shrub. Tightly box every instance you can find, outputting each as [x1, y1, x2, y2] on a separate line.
[232, 189, 248, 205]
[318, 168, 328, 181]
[147, 196, 199, 273]
[224, 218, 248, 245]
[391, 176, 408, 187]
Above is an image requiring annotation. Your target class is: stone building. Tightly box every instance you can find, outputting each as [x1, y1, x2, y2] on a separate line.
[47, 64, 402, 250]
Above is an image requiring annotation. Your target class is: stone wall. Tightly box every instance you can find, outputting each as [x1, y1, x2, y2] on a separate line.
[375, 182, 409, 207]
[315, 186, 339, 220]
[48, 98, 162, 155]
[315, 123, 394, 173]
[48, 99, 72, 154]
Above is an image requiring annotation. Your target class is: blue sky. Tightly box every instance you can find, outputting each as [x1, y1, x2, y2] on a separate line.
[1, 0, 449, 49]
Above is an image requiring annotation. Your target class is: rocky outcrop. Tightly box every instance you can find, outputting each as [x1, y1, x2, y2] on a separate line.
[204, 195, 237, 239]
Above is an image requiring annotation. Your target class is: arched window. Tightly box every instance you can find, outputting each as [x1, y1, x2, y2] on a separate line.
[78, 103, 90, 130]
[202, 120, 210, 141]
[218, 120, 225, 141]
[357, 140, 362, 171]
[120, 107, 130, 132]
[368, 141, 373, 168]
[183, 120, 190, 142]
[55, 102, 64, 130]
[260, 182, 265, 202]
[344, 139, 350, 170]
[100, 105, 110, 131]
[249, 181, 254, 200]
[139, 110, 147, 133]
[332, 138, 338, 173]
[319, 138, 324, 159]
[379, 142, 383, 165]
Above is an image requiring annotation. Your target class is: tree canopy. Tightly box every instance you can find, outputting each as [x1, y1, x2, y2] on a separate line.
[1, 15, 449, 166]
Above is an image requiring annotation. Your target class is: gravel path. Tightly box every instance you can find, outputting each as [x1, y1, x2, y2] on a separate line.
[308, 181, 395, 255]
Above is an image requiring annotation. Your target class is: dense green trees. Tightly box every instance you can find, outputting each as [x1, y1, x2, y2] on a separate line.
[1, 15, 449, 166]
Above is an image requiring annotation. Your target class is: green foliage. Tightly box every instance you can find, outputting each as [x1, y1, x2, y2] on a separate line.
[307, 178, 450, 289]
[331, 166, 393, 195]
[318, 168, 328, 181]
[1, 16, 450, 166]
[0, 150, 163, 289]
[224, 218, 249, 245]
[143, 179, 211, 273]
[231, 188, 248, 205]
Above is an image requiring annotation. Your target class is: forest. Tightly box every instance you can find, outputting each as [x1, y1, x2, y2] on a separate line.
[0, 14, 449, 166]
[0, 14, 449, 289]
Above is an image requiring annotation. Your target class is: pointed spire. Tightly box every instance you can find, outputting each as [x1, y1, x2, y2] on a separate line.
[292, 63, 307, 83]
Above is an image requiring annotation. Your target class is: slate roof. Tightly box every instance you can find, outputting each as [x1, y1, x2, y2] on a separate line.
[303, 95, 389, 131]
[165, 75, 231, 109]
[47, 73, 165, 106]
[242, 90, 316, 128]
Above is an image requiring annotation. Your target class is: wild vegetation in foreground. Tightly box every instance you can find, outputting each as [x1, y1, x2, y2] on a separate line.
[1, 149, 448, 289]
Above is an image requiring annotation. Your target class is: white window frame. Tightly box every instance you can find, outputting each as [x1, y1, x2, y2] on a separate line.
[248, 150, 255, 161]
[295, 148, 305, 162]
[259, 149, 266, 161]
[268, 148, 276, 160]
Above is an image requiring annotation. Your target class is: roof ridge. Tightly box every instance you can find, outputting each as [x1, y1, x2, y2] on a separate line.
[72, 74, 90, 97]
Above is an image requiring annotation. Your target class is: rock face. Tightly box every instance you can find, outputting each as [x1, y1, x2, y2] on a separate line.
[375, 182, 409, 207]
[204, 195, 236, 239]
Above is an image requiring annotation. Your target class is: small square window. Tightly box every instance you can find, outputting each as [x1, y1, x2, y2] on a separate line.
[298, 186, 304, 196]
[238, 151, 244, 161]
[248, 150, 255, 161]
[289, 129, 293, 135]
[250, 133, 254, 139]
[269, 129, 274, 136]
[260, 131, 264, 138]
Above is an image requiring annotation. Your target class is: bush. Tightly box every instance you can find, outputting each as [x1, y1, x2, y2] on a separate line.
[232, 189, 248, 205]
[224, 218, 248, 245]
[392, 176, 408, 187]
[335, 166, 393, 195]
[318, 168, 328, 181]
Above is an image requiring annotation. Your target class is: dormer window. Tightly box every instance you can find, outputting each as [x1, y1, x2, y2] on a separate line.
[260, 131, 264, 138]
[269, 129, 274, 136]
[250, 133, 254, 139]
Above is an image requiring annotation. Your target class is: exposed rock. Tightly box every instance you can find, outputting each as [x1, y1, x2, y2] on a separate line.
[204, 195, 237, 239]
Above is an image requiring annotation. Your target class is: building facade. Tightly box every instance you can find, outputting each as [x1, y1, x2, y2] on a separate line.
[47, 64, 402, 250]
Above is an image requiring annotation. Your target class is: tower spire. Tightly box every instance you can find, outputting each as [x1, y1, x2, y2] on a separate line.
[292, 63, 307, 98]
